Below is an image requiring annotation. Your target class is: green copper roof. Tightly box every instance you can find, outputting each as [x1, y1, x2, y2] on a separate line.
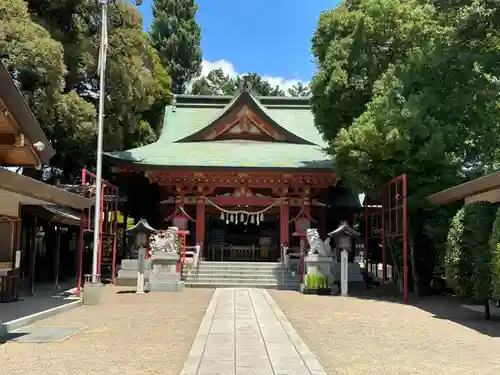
[106, 92, 333, 170]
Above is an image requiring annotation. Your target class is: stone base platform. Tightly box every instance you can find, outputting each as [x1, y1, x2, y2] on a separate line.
[146, 252, 183, 292]
[146, 281, 184, 292]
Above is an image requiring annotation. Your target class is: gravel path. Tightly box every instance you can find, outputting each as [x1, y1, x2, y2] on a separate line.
[0, 286, 214, 375]
[270, 291, 500, 375]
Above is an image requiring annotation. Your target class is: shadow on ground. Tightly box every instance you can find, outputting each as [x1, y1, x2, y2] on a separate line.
[0, 332, 27, 345]
[116, 290, 149, 295]
[349, 284, 500, 337]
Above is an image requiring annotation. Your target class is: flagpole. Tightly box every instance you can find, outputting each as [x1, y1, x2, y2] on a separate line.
[91, 0, 108, 284]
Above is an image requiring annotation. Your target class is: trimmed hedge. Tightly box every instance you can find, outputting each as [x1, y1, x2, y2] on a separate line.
[490, 207, 500, 300]
[469, 202, 496, 301]
[445, 201, 496, 298]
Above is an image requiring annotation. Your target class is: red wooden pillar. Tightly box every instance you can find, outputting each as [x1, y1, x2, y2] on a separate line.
[280, 198, 289, 245]
[196, 196, 205, 245]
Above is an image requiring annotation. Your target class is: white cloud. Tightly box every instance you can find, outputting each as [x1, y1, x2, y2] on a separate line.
[196, 59, 308, 93]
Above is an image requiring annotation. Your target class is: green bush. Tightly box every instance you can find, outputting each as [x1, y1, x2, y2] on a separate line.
[445, 201, 496, 298]
[445, 207, 470, 296]
[305, 273, 328, 289]
[490, 208, 500, 300]
[468, 202, 496, 301]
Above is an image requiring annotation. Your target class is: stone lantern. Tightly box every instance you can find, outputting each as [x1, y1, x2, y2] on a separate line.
[328, 221, 360, 296]
[126, 218, 157, 294]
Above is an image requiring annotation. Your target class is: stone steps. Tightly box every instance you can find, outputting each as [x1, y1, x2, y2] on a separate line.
[184, 281, 298, 289]
[183, 261, 299, 290]
[185, 273, 299, 280]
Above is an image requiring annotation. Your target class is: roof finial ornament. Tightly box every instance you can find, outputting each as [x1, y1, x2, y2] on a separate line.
[245, 80, 252, 93]
[237, 79, 245, 95]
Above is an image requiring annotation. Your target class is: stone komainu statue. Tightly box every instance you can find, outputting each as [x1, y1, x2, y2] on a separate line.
[149, 227, 179, 255]
[306, 228, 329, 256]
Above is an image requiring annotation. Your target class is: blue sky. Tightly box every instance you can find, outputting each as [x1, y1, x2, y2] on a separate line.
[139, 0, 337, 87]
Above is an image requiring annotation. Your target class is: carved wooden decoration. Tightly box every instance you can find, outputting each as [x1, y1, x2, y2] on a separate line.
[198, 105, 289, 142]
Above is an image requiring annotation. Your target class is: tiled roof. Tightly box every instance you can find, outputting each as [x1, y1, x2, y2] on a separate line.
[106, 92, 333, 170]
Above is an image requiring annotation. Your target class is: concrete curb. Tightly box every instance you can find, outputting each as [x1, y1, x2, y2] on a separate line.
[0, 299, 82, 336]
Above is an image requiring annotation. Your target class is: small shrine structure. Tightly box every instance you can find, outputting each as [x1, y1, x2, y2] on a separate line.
[106, 82, 336, 261]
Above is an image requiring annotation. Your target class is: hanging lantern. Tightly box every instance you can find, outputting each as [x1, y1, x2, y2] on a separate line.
[172, 213, 188, 230]
[260, 213, 264, 221]
[295, 216, 311, 233]
[235, 214, 239, 224]
[229, 214, 233, 223]
[256, 217, 260, 225]
[250, 215, 255, 224]
[225, 218, 229, 225]
[220, 212, 224, 220]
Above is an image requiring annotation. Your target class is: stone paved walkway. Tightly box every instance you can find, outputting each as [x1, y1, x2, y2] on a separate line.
[180, 288, 328, 375]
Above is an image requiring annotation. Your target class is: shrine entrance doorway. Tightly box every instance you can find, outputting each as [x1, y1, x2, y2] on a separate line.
[205, 213, 280, 262]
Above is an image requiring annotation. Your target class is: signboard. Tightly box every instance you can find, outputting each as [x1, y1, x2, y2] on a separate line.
[14, 250, 21, 269]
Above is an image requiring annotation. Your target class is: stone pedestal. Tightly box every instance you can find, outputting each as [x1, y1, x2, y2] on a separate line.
[145, 252, 184, 292]
[332, 261, 364, 283]
[83, 282, 103, 305]
[305, 254, 334, 287]
[116, 258, 151, 286]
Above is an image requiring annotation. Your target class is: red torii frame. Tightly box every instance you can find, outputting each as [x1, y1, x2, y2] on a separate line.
[76, 168, 119, 297]
[365, 173, 408, 303]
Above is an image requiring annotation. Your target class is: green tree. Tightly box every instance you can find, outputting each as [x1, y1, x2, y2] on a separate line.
[445, 207, 470, 297]
[4, 0, 171, 181]
[490, 208, 500, 303]
[311, 0, 500, 293]
[1, 0, 96, 179]
[310, 0, 440, 144]
[190, 68, 236, 95]
[446, 202, 495, 318]
[235, 73, 285, 96]
[469, 202, 496, 319]
[150, 0, 202, 94]
[288, 82, 311, 97]
[190, 70, 295, 97]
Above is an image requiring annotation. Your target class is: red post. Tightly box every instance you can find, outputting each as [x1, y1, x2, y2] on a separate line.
[195, 196, 205, 245]
[381, 189, 386, 282]
[111, 188, 118, 284]
[299, 236, 305, 283]
[364, 200, 368, 268]
[76, 169, 87, 297]
[97, 184, 105, 274]
[280, 199, 290, 245]
[76, 212, 84, 297]
[177, 232, 187, 273]
[402, 174, 408, 303]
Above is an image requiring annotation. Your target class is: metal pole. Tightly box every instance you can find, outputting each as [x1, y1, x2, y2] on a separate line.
[91, 0, 108, 284]
[402, 174, 408, 303]
[381, 188, 386, 282]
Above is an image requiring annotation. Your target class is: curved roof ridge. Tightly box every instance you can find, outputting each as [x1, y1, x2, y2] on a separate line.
[174, 91, 315, 145]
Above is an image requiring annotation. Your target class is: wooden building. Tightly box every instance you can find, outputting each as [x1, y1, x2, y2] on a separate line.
[107, 83, 337, 261]
[0, 61, 90, 295]
[428, 170, 500, 205]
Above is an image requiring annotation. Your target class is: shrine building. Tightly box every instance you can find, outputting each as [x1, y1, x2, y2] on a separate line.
[106, 83, 337, 262]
